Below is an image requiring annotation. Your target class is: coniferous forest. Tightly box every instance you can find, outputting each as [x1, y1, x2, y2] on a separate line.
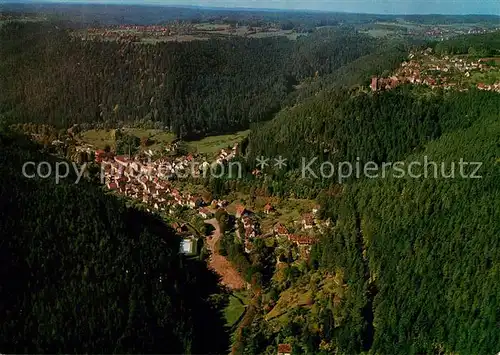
[1, 5, 500, 355]
[0, 131, 229, 353]
[0, 21, 401, 137]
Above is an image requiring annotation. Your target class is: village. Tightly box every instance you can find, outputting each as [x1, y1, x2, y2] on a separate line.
[92, 138, 323, 268]
[370, 47, 500, 93]
[73, 22, 296, 43]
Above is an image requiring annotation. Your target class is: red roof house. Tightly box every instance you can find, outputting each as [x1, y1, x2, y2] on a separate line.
[277, 344, 292, 355]
[274, 223, 289, 236]
[264, 203, 275, 214]
[235, 205, 247, 218]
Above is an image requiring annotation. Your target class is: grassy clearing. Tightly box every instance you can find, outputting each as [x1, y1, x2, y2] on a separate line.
[78, 129, 115, 150]
[362, 29, 395, 38]
[265, 287, 312, 322]
[124, 128, 176, 151]
[187, 130, 250, 156]
[224, 290, 249, 328]
[79, 129, 248, 155]
[466, 70, 500, 86]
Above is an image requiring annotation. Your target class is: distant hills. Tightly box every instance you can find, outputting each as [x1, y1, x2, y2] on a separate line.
[1, 2, 500, 26]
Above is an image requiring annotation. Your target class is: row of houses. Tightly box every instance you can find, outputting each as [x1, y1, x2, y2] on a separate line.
[371, 49, 500, 93]
[99, 146, 238, 216]
[477, 82, 500, 92]
[273, 223, 317, 247]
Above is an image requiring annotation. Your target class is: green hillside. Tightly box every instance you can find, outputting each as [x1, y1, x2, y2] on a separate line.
[0, 130, 229, 353]
[238, 88, 500, 353]
[316, 102, 500, 353]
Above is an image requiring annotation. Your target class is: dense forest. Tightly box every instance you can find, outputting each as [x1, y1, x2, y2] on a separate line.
[0, 128, 229, 353]
[2, 11, 500, 354]
[2, 3, 500, 28]
[314, 92, 500, 353]
[237, 87, 500, 355]
[433, 31, 500, 56]
[0, 21, 399, 137]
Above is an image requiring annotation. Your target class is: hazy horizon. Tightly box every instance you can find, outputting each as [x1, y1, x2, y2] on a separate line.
[9, 0, 500, 16]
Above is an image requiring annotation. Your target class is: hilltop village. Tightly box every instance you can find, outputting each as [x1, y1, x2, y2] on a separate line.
[371, 48, 500, 92]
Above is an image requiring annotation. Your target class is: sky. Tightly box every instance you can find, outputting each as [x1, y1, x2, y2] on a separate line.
[26, 0, 500, 15]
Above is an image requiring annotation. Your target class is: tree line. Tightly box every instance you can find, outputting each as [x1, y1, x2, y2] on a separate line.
[0, 128, 230, 353]
[0, 22, 383, 138]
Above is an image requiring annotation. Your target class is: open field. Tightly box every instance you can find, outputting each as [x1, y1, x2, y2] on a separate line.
[78, 129, 115, 150]
[186, 130, 249, 155]
[361, 28, 397, 38]
[124, 128, 176, 151]
[224, 290, 249, 327]
[469, 70, 500, 85]
[73, 22, 303, 43]
[265, 287, 313, 322]
[78, 127, 249, 156]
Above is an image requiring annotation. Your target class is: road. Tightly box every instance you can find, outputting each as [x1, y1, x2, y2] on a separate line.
[204, 218, 246, 290]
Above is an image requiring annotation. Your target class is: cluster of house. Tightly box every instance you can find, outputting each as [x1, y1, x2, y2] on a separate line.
[371, 49, 500, 93]
[93, 141, 325, 258]
[215, 143, 239, 164]
[227, 203, 322, 254]
[97, 142, 239, 212]
[477, 82, 500, 92]
[79, 24, 189, 39]
[274, 222, 317, 246]
[98, 141, 239, 182]
[272, 207, 321, 251]
[234, 205, 261, 253]
[75, 30, 140, 43]
[407, 26, 499, 40]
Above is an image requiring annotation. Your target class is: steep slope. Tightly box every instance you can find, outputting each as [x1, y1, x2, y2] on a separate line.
[238, 88, 500, 354]
[0, 22, 382, 137]
[314, 94, 500, 353]
[0, 131, 228, 353]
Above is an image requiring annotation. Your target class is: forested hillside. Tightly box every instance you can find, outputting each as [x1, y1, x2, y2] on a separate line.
[433, 31, 500, 56]
[315, 97, 500, 353]
[2, 12, 500, 355]
[0, 21, 392, 137]
[248, 87, 498, 175]
[238, 87, 500, 354]
[0, 129, 228, 353]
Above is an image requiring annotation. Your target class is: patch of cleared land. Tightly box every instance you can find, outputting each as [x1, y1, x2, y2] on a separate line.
[78, 129, 115, 150]
[265, 287, 313, 322]
[205, 218, 246, 291]
[75, 23, 304, 43]
[79, 128, 250, 155]
[224, 290, 249, 327]
[187, 130, 249, 155]
[361, 28, 397, 38]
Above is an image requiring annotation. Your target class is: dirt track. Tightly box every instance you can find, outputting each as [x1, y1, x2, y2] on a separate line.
[205, 218, 246, 290]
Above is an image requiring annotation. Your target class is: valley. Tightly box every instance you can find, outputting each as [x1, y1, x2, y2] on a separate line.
[1, 3, 500, 354]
